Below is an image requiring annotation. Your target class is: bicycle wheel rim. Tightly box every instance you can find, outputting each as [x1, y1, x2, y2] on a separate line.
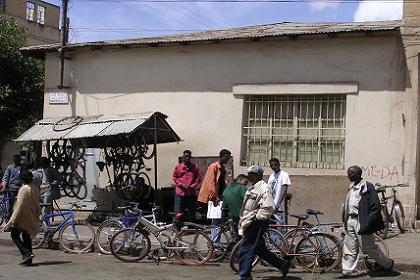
[59, 221, 95, 253]
[96, 219, 125, 254]
[229, 239, 259, 273]
[264, 228, 288, 258]
[174, 229, 213, 266]
[32, 221, 48, 249]
[394, 201, 405, 233]
[295, 233, 342, 273]
[110, 228, 151, 262]
[0, 203, 5, 226]
[200, 226, 230, 262]
[363, 234, 390, 270]
[378, 207, 389, 239]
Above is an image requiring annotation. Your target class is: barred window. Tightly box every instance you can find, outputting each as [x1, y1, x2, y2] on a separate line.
[242, 95, 346, 169]
[37, 5, 45, 25]
[26, 2, 35, 21]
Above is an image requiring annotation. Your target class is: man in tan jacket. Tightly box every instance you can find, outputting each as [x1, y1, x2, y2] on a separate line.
[238, 165, 290, 280]
[3, 170, 41, 266]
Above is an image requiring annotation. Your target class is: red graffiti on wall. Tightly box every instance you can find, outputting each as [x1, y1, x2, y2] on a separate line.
[361, 166, 399, 181]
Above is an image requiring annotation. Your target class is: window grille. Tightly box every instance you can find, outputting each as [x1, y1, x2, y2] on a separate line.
[37, 5, 45, 25]
[26, 2, 35, 21]
[242, 95, 346, 169]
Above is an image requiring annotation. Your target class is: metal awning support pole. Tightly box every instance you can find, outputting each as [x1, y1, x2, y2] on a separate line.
[153, 114, 158, 205]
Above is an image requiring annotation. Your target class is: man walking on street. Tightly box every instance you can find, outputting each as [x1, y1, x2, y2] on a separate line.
[3, 170, 41, 266]
[2, 155, 23, 216]
[172, 150, 201, 222]
[267, 158, 291, 225]
[222, 174, 248, 242]
[197, 149, 231, 240]
[340, 165, 394, 278]
[238, 165, 290, 280]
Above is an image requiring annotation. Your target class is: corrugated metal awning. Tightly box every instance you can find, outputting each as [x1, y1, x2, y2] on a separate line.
[16, 112, 181, 147]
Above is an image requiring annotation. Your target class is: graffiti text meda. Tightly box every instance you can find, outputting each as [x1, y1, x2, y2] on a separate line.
[361, 165, 399, 181]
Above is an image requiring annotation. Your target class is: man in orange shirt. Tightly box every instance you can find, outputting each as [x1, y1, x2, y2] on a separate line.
[197, 149, 231, 244]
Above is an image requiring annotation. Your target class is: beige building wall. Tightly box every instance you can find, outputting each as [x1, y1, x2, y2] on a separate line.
[402, 1, 420, 219]
[41, 33, 417, 222]
[3, 0, 60, 45]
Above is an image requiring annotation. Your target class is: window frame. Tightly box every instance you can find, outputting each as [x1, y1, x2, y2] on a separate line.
[36, 5, 46, 25]
[26, 1, 35, 21]
[241, 94, 346, 169]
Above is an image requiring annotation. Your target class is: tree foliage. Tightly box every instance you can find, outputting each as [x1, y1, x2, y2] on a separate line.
[0, 15, 44, 149]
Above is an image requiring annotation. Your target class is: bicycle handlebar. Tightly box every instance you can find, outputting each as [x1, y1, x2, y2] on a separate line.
[375, 183, 409, 189]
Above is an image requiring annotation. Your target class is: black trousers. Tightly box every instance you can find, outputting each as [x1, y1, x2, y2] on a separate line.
[11, 227, 32, 259]
[7, 191, 18, 218]
[239, 220, 286, 278]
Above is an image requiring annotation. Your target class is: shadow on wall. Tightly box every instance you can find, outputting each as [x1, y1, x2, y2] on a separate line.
[287, 175, 349, 224]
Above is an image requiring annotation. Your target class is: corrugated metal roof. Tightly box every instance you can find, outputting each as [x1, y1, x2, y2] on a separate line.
[21, 21, 402, 56]
[97, 119, 147, 137]
[65, 122, 112, 139]
[15, 112, 181, 146]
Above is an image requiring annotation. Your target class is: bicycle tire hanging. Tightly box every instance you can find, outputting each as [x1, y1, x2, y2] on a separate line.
[102, 132, 155, 202]
[46, 139, 87, 200]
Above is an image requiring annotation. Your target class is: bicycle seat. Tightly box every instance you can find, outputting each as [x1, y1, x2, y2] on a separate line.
[376, 186, 386, 193]
[306, 209, 323, 215]
[40, 203, 52, 207]
[117, 205, 132, 210]
[290, 214, 309, 221]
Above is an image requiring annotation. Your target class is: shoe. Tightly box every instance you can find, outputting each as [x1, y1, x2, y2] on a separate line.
[335, 272, 359, 279]
[374, 259, 394, 273]
[281, 260, 290, 278]
[384, 259, 394, 272]
[19, 254, 33, 265]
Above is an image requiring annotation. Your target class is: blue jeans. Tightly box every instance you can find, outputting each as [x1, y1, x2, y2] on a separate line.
[40, 194, 52, 216]
[239, 220, 287, 279]
[211, 218, 222, 246]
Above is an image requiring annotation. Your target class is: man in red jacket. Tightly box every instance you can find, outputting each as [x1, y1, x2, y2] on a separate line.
[172, 150, 201, 222]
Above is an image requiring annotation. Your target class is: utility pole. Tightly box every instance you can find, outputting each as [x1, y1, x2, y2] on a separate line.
[58, 0, 69, 89]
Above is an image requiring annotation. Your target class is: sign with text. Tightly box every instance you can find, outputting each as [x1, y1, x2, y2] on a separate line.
[49, 92, 69, 104]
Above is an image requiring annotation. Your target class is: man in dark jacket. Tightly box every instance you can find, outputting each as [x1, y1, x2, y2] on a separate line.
[341, 165, 394, 278]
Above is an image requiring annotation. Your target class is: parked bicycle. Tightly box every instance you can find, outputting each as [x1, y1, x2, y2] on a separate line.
[96, 202, 158, 255]
[230, 212, 342, 274]
[200, 214, 239, 262]
[32, 201, 95, 253]
[109, 212, 213, 266]
[0, 190, 16, 226]
[375, 183, 408, 238]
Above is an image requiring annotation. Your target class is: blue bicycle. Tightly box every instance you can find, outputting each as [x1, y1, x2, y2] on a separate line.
[32, 201, 95, 253]
[0, 190, 16, 226]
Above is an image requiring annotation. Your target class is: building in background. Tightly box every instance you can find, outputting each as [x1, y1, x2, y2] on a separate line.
[0, 0, 60, 45]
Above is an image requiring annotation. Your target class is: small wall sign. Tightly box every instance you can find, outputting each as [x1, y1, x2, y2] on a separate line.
[49, 92, 69, 104]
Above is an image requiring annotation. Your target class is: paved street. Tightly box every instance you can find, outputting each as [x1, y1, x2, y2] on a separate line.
[1, 233, 420, 280]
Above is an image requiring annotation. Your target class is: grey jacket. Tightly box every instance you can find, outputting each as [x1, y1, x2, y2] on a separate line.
[238, 179, 275, 235]
[2, 164, 22, 191]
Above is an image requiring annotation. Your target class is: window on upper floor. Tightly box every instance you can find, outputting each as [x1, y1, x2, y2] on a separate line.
[241, 94, 346, 169]
[26, 2, 35, 21]
[36, 5, 45, 25]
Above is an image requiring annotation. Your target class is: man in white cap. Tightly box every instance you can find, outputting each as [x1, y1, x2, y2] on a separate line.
[238, 165, 290, 280]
